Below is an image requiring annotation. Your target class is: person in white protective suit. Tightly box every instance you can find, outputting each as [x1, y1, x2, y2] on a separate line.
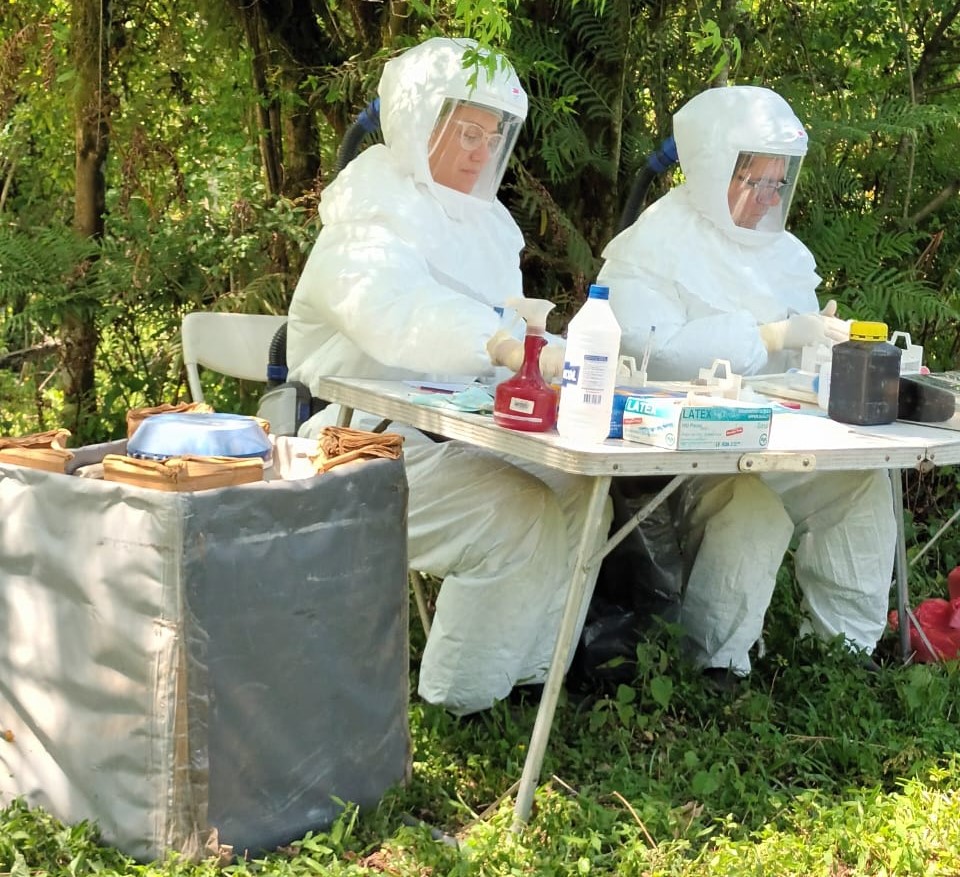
[597, 86, 897, 682]
[285, 37, 610, 714]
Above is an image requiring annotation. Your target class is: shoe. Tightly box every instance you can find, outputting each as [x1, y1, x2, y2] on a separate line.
[701, 667, 744, 693]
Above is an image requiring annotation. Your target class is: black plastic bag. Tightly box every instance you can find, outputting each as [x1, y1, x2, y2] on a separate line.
[568, 477, 684, 691]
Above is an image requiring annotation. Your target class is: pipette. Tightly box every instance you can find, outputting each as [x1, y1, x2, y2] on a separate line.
[638, 326, 656, 387]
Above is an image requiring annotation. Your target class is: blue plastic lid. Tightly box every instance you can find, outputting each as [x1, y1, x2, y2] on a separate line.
[588, 284, 610, 300]
[127, 413, 271, 461]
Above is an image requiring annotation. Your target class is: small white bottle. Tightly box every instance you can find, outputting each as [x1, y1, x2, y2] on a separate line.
[557, 284, 622, 444]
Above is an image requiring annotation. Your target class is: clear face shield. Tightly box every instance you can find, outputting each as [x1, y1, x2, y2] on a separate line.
[426, 98, 523, 201]
[726, 151, 803, 232]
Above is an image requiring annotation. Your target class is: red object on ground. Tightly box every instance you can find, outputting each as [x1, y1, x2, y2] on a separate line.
[948, 565, 960, 600]
[888, 565, 960, 662]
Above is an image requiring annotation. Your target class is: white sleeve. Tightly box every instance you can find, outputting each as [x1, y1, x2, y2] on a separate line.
[599, 259, 769, 380]
[291, 219, 503, 377]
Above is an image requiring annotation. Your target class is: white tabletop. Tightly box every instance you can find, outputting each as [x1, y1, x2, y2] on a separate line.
[314, 377, 960, 476]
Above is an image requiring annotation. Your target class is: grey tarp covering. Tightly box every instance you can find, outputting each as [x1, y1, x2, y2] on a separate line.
[0, 449, 410, 862]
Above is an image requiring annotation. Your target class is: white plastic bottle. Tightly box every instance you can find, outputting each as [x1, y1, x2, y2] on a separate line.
[557, 284, 622, 444]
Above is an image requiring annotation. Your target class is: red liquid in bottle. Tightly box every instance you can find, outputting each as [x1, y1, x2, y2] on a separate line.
[493, 333, 558, 432]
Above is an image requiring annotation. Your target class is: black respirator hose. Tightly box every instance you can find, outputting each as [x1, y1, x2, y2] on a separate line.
[334, 98, 381, 175]
[266, 321, 288, 386]
[614, 135, 679, 235]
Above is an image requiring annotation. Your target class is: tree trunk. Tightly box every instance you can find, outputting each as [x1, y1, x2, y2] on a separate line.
[279, 64, 320, 198]
[66, 0, 109, 439]
[240, 3, 283, 199]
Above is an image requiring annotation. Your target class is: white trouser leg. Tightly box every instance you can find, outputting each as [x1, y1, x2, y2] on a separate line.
[676, 474, 794, 675]
[769, 469, 896, 653]
[507, 458, 614, 673]
[403, 440, 603, 715]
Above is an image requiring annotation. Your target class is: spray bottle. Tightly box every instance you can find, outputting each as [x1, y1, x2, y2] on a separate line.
[493, 297, 558, 432]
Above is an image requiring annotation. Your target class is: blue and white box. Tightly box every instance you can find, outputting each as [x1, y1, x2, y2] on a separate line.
[621, 393, 773, 450]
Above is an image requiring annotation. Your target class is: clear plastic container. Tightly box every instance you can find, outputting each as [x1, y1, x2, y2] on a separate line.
[557, 284, 622, 444]
[827, 321, 901, 425]
[127, 412, 272, 460]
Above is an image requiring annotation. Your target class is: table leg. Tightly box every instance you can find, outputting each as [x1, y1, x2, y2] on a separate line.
[602, 475, 688, 561]
[889, 468, 911, 660]
[512, 474, 612, 830]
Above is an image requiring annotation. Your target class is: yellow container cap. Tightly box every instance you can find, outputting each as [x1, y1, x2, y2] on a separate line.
[849, 320, 888, 342]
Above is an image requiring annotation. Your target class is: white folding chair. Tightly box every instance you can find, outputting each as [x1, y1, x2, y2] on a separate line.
[181, 312, 288, 403]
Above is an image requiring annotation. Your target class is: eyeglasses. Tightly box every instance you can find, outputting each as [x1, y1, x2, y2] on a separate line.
[736, 175, 789, 192]
[455, 121, 505, 154]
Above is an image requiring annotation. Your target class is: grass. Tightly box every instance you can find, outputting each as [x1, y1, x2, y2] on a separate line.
[4, 628, 960, 874]
[4, 473, 960, 875]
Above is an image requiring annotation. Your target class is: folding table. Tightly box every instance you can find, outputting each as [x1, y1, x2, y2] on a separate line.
[313, 376, 960, 829]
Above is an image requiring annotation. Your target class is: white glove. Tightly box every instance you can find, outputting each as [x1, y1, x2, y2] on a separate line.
[538, 344, 565, 381]
[487, 329, 524, 371]
[759, 304, 850, 353]
[486, 330, 565, 380]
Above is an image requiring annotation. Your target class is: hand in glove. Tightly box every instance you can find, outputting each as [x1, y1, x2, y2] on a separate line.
[538, 343, 566, 381]
[487, 330, 565, 380]
[759, 302, 850, 353]
[487, 330, 525, 371]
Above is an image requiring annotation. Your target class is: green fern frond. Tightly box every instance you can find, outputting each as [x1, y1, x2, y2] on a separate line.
[565, 2, 632, 66]
[810, 214, 956, 331]
[511, 7, 632, 181]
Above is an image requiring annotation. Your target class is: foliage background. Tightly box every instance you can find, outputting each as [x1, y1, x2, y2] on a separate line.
[3, 2, 960, 873]
[2, 0, 960, 441]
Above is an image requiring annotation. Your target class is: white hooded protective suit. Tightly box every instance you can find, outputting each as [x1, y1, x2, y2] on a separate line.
[286, 38, 609, 712]
[598, 86, 896, 675]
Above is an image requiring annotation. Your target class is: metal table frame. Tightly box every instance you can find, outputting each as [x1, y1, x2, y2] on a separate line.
[314, 377, 960, 829]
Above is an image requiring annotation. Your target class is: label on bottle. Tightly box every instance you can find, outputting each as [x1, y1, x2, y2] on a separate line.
[508, 397, 535, 414]
[562, 354, 612, 405]
[494, 409, 550, 429]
